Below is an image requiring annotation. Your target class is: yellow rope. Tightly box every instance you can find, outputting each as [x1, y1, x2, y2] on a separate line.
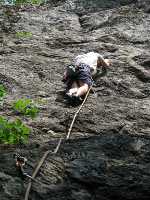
[24, 86, 92, 200]
[66, 86, 92, 139]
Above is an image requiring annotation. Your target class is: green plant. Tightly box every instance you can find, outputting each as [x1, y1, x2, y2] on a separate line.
[0, 116, 30, 144]
[1, 0, 44, 5]
[14, 0, 43, 5]
[13, 98, 39, 118]
[0, 84, 6, 106]
[0, 84, 6, 98]
[16, 31, 32, 38]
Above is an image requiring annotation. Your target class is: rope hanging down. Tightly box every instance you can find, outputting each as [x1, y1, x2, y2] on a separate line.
[24, 139, 62, 200]
[66, 85, 92, 139]
[24, 86, 92, 200]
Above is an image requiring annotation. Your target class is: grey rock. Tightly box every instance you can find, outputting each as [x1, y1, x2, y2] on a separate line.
[0, 0, 150, 200]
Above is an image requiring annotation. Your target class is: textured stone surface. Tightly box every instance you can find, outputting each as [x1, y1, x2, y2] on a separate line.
[0, 0, 150, 199]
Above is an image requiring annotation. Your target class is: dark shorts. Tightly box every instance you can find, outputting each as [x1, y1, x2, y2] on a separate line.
[77, 63, 93, 86]
[64, 63, 93, 90]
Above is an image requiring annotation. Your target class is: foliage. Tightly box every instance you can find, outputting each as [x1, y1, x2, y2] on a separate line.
[0, 84, 6, 106]
[0, 116, 30, 144]
[13, 98, 39, 118]
[1, 0, 44, 5]
[16, 31, 32, 38]
[18, 0, 43, 5]
[0, 84, 6, 98]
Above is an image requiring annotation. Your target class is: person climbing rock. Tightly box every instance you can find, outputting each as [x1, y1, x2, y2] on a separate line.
[62, 52, 110, 105]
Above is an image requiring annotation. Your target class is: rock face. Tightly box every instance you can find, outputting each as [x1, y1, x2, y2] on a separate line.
[0, 0, 150, 199]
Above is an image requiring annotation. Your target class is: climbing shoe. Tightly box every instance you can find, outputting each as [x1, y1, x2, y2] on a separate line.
[64, 93, 72, 100]
[72, 95, 83, 105]
[64, 93, 74, 105]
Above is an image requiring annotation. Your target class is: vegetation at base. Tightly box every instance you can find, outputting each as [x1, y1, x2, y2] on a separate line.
[13, 98, 39, 118]
[0, 116, 30, 144]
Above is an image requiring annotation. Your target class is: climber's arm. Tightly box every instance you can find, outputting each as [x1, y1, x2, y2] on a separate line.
[94, 56, 110, 79]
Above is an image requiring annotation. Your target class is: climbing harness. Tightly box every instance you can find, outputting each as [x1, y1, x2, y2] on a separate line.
[62, 64, 79, 83]
[24, 86, 92, 200]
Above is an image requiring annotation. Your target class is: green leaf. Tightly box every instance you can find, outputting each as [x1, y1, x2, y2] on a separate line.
[0, 84, 6, 98]
[0, 116, 30, 144]
[13, 98, 39, 118]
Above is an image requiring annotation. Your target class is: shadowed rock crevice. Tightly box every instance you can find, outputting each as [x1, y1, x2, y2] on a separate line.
[2, 134, 150, 200]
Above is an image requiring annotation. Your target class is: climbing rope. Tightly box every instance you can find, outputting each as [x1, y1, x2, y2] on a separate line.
[24, 86, 92, 200]
[66, 85, 92, 139]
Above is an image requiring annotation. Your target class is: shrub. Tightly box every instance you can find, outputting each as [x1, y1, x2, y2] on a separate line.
[0, 116, 30, 144]
[15, 0, 43, 5]
[16, 31, 32, 38]
[13, 98, 39, 118]
[0, 84, 6, 99]
[2, 0, 44, 5]
[0, 84, 6, 106]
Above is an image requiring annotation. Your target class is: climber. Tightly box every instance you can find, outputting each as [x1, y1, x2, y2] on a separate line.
[62, 52, 110, 104]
